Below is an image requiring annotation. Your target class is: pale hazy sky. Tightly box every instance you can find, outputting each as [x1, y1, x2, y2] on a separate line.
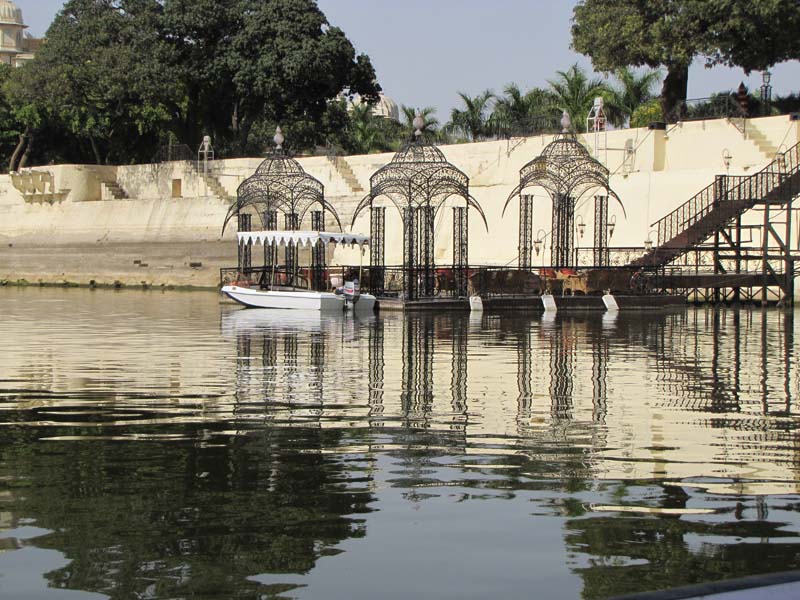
[18, 0, 800, 119]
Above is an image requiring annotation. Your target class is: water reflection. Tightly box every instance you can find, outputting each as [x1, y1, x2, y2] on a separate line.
[1, 289, 799, 599]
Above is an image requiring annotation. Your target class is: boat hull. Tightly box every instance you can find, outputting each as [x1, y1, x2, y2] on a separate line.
[221, 286, 345, 312]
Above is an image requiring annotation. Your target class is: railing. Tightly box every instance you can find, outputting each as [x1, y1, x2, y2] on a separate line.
[484, 114, 562, 140]
[665, 95, 744, 124]
[653, 141, 799, 250]
[575, 247, 650, 267]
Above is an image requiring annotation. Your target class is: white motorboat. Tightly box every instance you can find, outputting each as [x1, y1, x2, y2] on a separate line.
[221, 230, 377, 314]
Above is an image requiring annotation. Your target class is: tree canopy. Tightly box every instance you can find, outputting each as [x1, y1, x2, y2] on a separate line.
[572, 0, 800, 119]
[1, 0, 380, 167]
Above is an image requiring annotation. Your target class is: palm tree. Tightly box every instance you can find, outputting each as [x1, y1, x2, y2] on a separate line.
[446, 90, 495, 142]
[348, 103, 382, 154]
[547, 64, 611, 132]
[489, 83, 558, 136]
[610, 67, 661, 127]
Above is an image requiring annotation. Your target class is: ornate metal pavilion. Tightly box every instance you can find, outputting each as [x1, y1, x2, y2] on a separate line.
[222, 128, 343, 288]
[504, 113, 623, 269]
[351, 118, 487, 300]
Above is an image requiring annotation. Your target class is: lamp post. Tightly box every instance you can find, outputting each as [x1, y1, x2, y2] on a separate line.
[534, 228, 547, 257]
[761, 71, 772, 116]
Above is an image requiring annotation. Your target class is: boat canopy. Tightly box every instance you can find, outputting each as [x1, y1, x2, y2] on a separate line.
[237, 230, 370, 248]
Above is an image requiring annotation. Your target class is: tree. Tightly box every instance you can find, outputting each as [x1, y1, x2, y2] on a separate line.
[446, 90, 494, 142]
[547, 64, 611, 130]
[489, 83, 559, 136]
[17, 0, 173, 165]
[162, 0, 381, 155]
[609, 67, 661, 126]
[572, 0, 800, 121]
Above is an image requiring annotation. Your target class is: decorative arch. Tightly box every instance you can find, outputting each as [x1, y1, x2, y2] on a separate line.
[504, 117, 624, 268]
[352, 124, 488, 299]
[222, 128, 342, 287]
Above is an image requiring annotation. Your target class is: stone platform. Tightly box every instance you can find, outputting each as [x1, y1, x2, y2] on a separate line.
[376, 294, 686, 312]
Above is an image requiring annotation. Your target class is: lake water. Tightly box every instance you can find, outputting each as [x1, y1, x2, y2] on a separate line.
[1, 287, 799, 599]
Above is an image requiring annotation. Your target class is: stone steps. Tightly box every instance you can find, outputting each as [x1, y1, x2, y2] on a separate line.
[327, 155, 364, 193]
[746, 123, 780, 159]
[101, 181, 129, 200]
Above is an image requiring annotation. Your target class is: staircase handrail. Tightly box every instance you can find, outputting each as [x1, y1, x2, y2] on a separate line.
[652, 141, 799, 247]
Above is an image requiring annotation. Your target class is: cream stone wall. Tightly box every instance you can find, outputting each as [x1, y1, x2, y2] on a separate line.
[0, 115, 797, 290]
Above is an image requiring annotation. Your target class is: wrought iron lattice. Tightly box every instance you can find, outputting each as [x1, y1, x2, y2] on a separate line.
[222, 146, 342, 234]
[519, 194, 534, 269]
[311, 210, 326, 291]
[403, 207, 416, 300]
[284, 212, 299, 284]
[352, 134, 487, 300]
[237, 213, 252, 273]
[370, 207, 386, 295]
[368, 320, 385, 422]
[551, 193, 576, 267]
[504, 131, 622, 268]
[549, 324, 574, 421]
[593, 195, 609, 266]
[401, 316, 435, 422]
[451, 316, 468, 416]
[263, 210, 278, 266]
[418, 205, 436, 297]
[453, 207, 468, 297]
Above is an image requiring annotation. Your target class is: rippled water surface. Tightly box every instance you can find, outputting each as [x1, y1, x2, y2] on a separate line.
[1, 287, 799, 599]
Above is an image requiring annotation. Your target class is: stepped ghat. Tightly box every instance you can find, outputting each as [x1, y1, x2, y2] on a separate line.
[0, 114, 798, 298]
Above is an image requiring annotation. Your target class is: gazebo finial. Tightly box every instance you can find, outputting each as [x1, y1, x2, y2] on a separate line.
[560, 111, 571, 133]
[274, 126, 285, 151]
[413, 114, 424, 139]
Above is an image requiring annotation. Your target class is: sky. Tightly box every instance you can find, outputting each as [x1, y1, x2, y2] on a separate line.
[18, 0, 800, 120]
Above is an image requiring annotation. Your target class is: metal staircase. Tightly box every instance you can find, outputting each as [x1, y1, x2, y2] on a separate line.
[630, 141, 800, 269]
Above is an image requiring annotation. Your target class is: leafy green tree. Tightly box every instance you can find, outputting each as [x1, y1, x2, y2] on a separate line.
[15, 0, 173, 165]
[547, 64, 611, 131]
[446, 90, 495, 142]
[630, 99, 663, 128]
[572, 0, 800, 121]
[162, 0, 380, 155]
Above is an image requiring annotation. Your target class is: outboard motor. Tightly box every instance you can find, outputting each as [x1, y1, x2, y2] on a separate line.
[343, 280, 360, 309]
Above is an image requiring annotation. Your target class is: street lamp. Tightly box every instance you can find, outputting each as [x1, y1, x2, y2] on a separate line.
[576, 215, 586, 239]
[761, 71, 772, 116]
[722, 148, 732, 173]
[607, 215, 616, 239]
[644, 230, 656, 252]
[534, 228, 547, 256]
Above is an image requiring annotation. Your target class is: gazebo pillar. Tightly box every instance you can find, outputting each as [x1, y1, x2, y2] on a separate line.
[453, 206, 468, 297]
[419, 204, 436, 297]
[518, 194, 534, 269]
[551, 193, 576, 267]
[593, 195, 609, 267]
[285, 212, 299, 285]
[403, 207, 416, 300]
[311, 210, 326, 291]
[370, 206, 386, 296]
[237, 213, 252, 275]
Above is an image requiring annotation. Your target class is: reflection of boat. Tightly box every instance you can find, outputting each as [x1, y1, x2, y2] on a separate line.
[221, 231, 376, 314]
[221, 308, 326, 336]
